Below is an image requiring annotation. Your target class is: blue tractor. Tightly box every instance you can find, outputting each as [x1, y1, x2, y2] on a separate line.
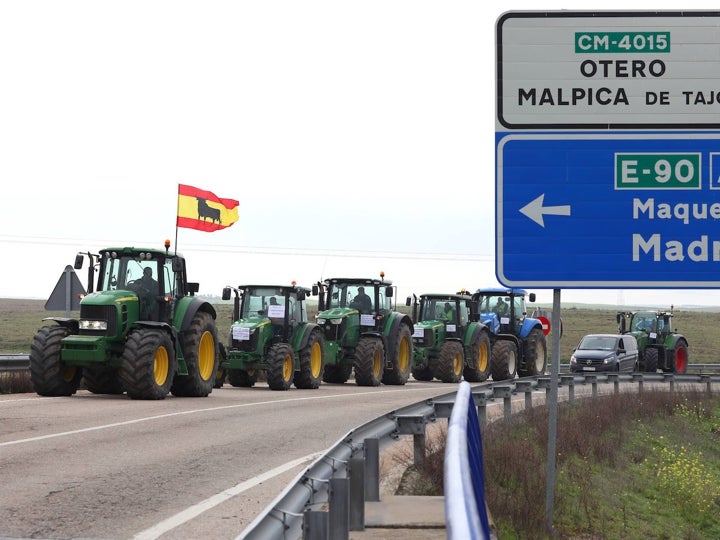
[471, 287, 547, 380]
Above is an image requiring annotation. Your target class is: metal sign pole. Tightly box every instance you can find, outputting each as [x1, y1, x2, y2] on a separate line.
[545, 288, 561, 532]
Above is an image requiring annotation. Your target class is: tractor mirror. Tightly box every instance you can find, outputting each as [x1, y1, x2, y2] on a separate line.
[386, 286, 393, 297]
[222, 287, 231, 301]
[312, 285, 319, 296]
[297, 291, 306, 301]
[187, 282, 199, 295]
[528, 293, 536, 302]
[172, 257, 184, 272]
[406, 297, 411, 306]
[74, 254, 84, 270]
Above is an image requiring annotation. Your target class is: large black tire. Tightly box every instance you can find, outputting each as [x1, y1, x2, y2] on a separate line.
[435, 341, 463, 383]
[228, 369, 257, 387]
[214, 343, 227, 388]
[518, 327, 547, 377]
[120, 328, 176, 400]
[463, 331, 492, 383]
[668, 340, 689, 374]
[294, 330, 325, 389]
[83, 367, 124, 395]
[412, 366, 434, 381]
[323, 363, 353, 384]
[354, 337, 384, 386]
[490, 340, 518, 381]
[382, 322, 413, 385]
[29, 325, 82, 397]
[171, 311, 218, 397]
[266, 343, 295, 390]
[644, 347, 659, 373]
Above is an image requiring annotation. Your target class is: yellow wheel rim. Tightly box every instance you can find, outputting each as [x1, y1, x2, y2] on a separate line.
[398, 336, 410, 372]
[453, 351, 463, 376]
[61, 365, 77, 384]
[154, 345, 170, 386]
[198, 331, 215, 381]
[373, 347, 383, 377]
[478, 341, 489, 372]
[310, 342, 322, 378]
[283, 352, 293, 382]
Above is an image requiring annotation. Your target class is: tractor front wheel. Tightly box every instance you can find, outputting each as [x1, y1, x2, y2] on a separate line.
[354, 337, 384, 386]
[463, 331, 491, 383]
[266, 343, 295, 390]
[294, 330, 325, 389]
[491, 340, 518, 381]
[120, 328, 176, 400]
[30, 325, 82, 396]
[435, 341, 463, 383]
[322, 363, 353, 384]
[643, 348, 659, 373]
[518, 327, 547, 377]
[670, 341, 689, 374]
[228, 369, 258, 387]
[83, 367, 124, 395]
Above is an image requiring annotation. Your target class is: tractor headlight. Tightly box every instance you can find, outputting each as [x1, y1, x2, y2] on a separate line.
[317, 318, 326, 324]
[79, 319, 108, 331]
[330, 318, 343, 325]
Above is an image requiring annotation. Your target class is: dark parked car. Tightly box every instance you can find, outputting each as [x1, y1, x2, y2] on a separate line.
[570, 334, 639, 373]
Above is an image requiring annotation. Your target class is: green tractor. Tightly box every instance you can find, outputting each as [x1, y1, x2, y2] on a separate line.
[29, 241, 219, 400]
[219, 283, 325, 390]
[314, 274, 414, 386]
[406, 291, 492, 383]
[616, 308, 689, 373]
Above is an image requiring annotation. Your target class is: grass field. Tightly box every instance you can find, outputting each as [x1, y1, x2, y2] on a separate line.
[2, 297, 718, 365]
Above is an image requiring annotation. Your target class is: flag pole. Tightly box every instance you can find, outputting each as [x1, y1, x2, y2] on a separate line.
[175, 185, 180, 255]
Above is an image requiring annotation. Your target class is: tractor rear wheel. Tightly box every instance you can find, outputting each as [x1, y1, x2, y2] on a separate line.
[171, 311, 218, 397]
[491, 340, 518, 381]
[266, 343, 294, 390]
[435, 341, 463, 383]
[382, 322, 412, 385]
[120, 328, 176, 400]
[669, 341, 689, 374]
[518, 327, 547, 377]
[228, 369, 257, 387]
[294, 329, 324, 389]
[463, 331, 491, 382]
[354, 337, 384, 386]
[323, 363, 353, 384]
[30, 325, 82, 396]
[83, 367, 124, 395]
[213, 343, 227, 388]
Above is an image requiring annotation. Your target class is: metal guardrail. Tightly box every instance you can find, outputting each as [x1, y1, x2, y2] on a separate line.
[238, 371, 720, 540]
[0, 354, 32, 372]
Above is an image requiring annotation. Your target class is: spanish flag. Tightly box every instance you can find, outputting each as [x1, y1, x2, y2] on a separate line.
[177, 184, 239, 232]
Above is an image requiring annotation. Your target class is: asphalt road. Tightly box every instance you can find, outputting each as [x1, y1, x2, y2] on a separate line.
[0, 381, 458, 540]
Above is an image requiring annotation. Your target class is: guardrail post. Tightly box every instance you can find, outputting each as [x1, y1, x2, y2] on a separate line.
[348, 457, 365, 531]
[607, 373, 620, 394]
[633, 373, 643, 395]
[492, 385, 513, 420]
[537, 376, 552, 400]
[328, 477, 349, 540]
[663, 373, 675, 391]
[701, 374, 712, 394]
[364, 438, 380, 502]
[303, 509, 328, 540]
[584, 374, 598, 398]
[471, 392, 489, 428]
[560, 375, 576, 404]
[515, 380, 535, 410]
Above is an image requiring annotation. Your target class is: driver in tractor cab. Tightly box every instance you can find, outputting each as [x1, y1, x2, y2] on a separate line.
[495, 297, 509, 317]
[136, 267, 159, 320]
[441, 302, 455, 322]
[350, 286, 372, 313]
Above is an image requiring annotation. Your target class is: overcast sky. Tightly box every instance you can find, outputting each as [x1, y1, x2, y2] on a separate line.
[2, 1, 720, 309]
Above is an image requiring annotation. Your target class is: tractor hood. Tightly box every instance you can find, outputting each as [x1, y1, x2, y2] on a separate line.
[80, 289, 139, 306]
[479, 312, 501, 333]
[316, 307, 359, 321]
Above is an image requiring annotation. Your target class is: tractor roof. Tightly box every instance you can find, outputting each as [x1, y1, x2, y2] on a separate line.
[236, 284, 312, 294]
[420, 293, 471, 301]
[324, 277, 393, 286]
[475, 287, 528, 296]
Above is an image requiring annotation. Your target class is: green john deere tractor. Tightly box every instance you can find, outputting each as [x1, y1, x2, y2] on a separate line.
[219, 283, 325, 390]
[616, 308, 689, 373]
[406, 291, 492, 383]
[314, 274, 414, 386]
[29, 241, 219, 400]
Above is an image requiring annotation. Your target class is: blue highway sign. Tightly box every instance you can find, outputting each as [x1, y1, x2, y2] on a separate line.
[496, 133, 720, 288]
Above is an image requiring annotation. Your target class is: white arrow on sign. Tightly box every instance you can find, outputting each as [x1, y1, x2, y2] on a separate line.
[519, 194, 571, 227]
